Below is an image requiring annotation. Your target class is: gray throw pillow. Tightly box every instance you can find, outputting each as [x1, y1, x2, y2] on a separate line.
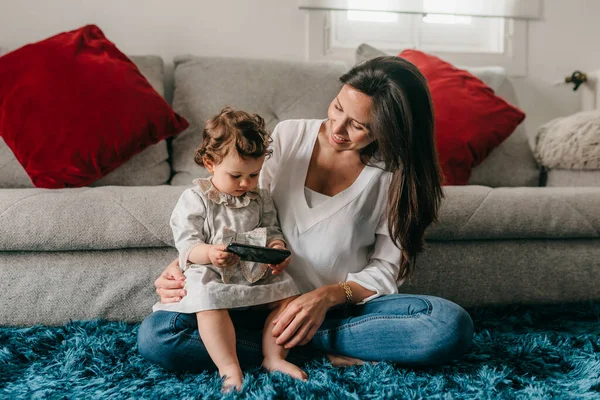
[355, 43, 388, 64]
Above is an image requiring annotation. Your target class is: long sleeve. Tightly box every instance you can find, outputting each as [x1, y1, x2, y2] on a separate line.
[170, 188, 208, 271]
[345, 211, 403, 304]
[259, 189, 285, 245]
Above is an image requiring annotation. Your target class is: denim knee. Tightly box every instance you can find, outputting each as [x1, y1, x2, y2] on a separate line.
[446, 305, 474, 360]
[137, 311, 178, 371]
[424, 302, 474, 365]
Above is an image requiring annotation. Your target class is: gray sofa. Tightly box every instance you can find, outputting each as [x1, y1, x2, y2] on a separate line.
[1, 54, 599, 327]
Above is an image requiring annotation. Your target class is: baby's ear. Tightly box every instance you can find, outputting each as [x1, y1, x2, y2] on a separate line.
[203, 156, 215, 174]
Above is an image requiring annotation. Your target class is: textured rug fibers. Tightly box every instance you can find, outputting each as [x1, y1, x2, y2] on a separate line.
[1, 303, 599, 399]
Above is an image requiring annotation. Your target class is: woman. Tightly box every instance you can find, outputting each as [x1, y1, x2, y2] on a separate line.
[137, 56, 474, 371]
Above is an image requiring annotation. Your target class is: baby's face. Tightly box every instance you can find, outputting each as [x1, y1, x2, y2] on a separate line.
[209, 152, 265, 196]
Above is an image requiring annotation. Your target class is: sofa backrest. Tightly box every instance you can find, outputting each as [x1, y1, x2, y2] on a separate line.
[0, 53, 540, 188]
[169, 55, 348, 186]
[169, 55, 539, 187]
[468, 77, 540, 187]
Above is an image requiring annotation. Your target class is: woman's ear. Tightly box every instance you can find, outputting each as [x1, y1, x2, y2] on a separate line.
[203, 156, 215, 174]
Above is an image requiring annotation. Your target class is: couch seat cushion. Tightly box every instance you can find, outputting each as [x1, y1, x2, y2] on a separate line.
[0, 186, 186, 251]
[1, 185, 598, 252]
[427, 186, 600, 240]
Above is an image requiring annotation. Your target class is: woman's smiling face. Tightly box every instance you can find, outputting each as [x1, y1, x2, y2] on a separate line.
[325, 84, 375, 152]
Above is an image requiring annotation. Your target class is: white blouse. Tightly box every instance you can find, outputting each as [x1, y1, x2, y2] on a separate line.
[304, 186, 330, 208]
[260, 119, 403, 304]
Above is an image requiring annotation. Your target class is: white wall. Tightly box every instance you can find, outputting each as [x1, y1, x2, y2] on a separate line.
[0, 0, 308, 101]
[515, 0, 600, 140]
[1, 0, 600, 138]
[0, 0, 306, 60]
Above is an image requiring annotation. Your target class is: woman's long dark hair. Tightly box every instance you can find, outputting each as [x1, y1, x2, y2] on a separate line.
[340, 56, 443, 280]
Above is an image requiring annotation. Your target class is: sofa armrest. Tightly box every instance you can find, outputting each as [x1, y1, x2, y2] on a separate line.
[544, 169, 600, 187]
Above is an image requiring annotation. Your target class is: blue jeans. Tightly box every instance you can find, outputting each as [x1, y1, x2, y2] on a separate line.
[137, 294, 474, 372]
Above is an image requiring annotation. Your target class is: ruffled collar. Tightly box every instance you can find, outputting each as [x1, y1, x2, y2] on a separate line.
[193, 178, 260, 208]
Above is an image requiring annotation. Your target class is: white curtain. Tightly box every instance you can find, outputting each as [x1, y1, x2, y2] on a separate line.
[298, 0, 542, 20]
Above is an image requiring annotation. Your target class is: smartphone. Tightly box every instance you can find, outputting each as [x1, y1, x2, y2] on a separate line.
[225, 242, 291, 265]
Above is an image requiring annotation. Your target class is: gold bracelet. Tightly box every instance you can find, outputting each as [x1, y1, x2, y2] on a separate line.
[338, 281, 353, 307]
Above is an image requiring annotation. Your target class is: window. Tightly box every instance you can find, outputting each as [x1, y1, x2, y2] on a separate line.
[306, 1, 528, 76]
[334, 6, 505, 53]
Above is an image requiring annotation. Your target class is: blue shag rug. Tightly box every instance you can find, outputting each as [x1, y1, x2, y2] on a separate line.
[1, 303, 600, 399]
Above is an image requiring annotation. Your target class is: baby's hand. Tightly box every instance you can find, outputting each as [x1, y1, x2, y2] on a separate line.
[268, 241, 291, 275]
[209, 244, 239, 268]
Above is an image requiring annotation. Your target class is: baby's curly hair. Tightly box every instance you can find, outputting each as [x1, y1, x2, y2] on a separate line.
[194, 107, 272, 167]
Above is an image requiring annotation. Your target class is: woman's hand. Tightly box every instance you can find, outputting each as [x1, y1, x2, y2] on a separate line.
[208, 244, 239, 268]
[155, 258, 187, 303]
[271, 287, 334, 349]
[268, 241, 291, 275]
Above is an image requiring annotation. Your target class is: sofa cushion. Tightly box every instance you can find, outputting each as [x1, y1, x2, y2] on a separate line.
[534, 111, 600, 188]
[0, 55, 173, 189]
[1, 185, 598, 252]
[0, 25, 188, 188]
[534, 110, 600, 170]
[467, 123, 539, 187]
[355, 44, 540, 187]
[170, 56, 348, 186]
[399, 49, 526, 185]
[427, 186, 600, 240]
[355, 43, 387, 65]
[0, 186, 183, 251]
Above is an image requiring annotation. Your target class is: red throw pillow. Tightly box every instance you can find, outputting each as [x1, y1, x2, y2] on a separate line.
[399, 49, 525, 185]
[0, 25, 188, 188]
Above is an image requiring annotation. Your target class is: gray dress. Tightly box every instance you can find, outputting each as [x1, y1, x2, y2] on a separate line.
[153, 178, 299, 314]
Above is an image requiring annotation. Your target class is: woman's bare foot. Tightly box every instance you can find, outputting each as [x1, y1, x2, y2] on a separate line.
[219, 363, 243, 392]
[326, 353, 377, 367]
[262, 357, 308, 381]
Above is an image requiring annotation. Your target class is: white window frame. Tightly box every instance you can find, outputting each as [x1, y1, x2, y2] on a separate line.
[306, 10, 528, 76]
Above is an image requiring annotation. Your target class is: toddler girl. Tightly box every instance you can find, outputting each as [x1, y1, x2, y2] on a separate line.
[153, 107, 304, 390]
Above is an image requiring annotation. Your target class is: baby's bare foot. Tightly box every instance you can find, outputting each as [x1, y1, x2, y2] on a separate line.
[219, 364, 243, 392]
[263, 357, 308, 381]
[326, 353, 377, 367]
